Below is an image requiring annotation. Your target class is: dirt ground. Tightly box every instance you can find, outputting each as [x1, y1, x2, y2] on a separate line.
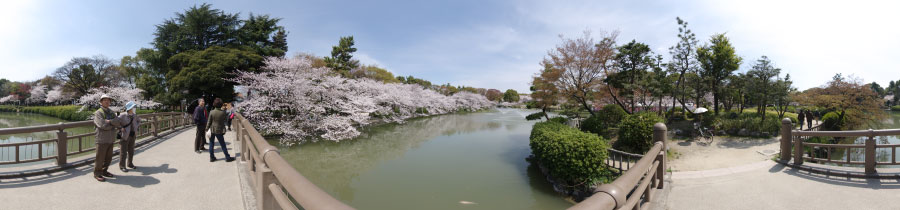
[667, 136, 780, 171]
[667, 120, 820, 172]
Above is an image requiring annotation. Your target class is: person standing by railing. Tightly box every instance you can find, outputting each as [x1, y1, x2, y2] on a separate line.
[797, 109, 805, 130]
[193, 98, 208, 153]
[118, 101, 140, 172]
[92, 94, 124, 182]
[206, 98, 235, 162]
[224, 103, 234, 131]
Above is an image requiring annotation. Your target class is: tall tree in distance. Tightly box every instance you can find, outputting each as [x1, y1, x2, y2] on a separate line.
[545, 30, 618, 117]
[138, 3, 287, 105]
[746, 56, 780, 120]
[531, 62, 562, 120]
[503, 89, 520, 102]
[608, 40, 654, 113]
[696, 33, 742, 115]
[667, 17, 700, 112]
[324, 36, 360, 75]
[53, 55, 121, 97]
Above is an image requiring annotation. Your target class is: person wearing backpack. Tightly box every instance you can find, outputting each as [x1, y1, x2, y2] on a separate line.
[92, 95, 125, 182]
[118, 101, 141, 172]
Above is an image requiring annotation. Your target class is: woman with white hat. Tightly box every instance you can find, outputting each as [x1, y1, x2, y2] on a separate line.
[118, 101, 141, 172]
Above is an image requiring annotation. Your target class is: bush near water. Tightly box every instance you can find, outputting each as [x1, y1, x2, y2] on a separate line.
[581, 104, 627, 139]
[529, 121, 613, 189]
[615, 112, 664, 153]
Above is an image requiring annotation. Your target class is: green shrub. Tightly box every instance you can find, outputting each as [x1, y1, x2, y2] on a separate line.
[525, 112, 547, 121]
[549, 116, 569, 124]
[821, 111, 843, 131]
[529, 121, 612, 187]
[892, 105, 900, 111]
[580, 104, 627, 138]
[717, 112, 787, 136]
[616, 112, 664, 153]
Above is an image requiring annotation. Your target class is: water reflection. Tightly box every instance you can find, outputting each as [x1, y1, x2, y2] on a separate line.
[810, 111, 900, 167]
[274, 108, 573, 209]
[0, 112, 93, 164]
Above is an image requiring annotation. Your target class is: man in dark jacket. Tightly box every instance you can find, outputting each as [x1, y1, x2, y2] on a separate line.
[193, 98, 208, 153]
[797, 109, 805, 130]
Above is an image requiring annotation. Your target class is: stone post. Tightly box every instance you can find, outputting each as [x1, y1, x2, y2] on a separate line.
[781, 118, 793, 162]
[653, 122, 667, 189]
[256, 165, 279, 210]
[865, 129, 876, 174]
[55, 123, 68, 166]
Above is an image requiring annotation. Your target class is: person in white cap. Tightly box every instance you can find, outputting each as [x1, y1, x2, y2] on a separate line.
[118, 101, 141, 172]
[92, 94, 124, 182]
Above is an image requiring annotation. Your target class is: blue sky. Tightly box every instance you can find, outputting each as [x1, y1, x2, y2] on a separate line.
[2, 0, 899, 93]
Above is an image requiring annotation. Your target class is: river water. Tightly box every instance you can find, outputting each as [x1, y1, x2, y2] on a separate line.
[0, 112, 94, 165]
[272, 108, 573, 210]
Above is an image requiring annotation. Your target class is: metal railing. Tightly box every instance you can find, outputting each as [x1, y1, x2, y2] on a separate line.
[779, 118, 900, 174]
[606, 148, 643, 173]
[234, 113, 355, 210]
[570, 123, 667, 210]
[0, 112, 190, 166]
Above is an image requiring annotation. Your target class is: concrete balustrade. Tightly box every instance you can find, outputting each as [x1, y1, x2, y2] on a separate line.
[780, 118, 900, 176]
[569, 123, 667, 210]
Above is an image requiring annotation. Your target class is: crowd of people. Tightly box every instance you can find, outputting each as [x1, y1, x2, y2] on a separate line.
[91, 95, 236, 182]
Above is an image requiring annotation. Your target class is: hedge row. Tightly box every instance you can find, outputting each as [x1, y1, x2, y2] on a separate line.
[530, 121, 612, 188]
[717, 112, 797, 137]
[0, 105, 159, 121]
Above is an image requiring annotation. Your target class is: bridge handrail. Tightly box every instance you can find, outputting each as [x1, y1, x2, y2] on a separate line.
[569, 123, 667, 210]
[0, 112, 190, 167]
[779, 118, 900, 175]
[234, 113, 355, 210]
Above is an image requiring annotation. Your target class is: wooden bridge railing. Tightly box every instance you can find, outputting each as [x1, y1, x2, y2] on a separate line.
[234, 113, 355, 210]
[570, 123, 667, 210]
[780, 118, 900, 174]
[0, 112, 190, 166]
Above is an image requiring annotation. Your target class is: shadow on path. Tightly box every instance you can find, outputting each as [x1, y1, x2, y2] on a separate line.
[0, 128, 189, 187]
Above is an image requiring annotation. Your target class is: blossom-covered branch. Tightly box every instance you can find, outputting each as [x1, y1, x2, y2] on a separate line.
[234, 56, 495, 144]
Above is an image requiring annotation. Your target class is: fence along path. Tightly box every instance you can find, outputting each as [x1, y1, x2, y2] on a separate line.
[0, 113, 244, 210]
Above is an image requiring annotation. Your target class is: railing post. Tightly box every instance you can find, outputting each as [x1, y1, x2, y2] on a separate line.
[794, 129, 803, 165]
[865, 129, 876, 174]
[238, 117, 247, 162]
[653, 123, 666, 189]
[55, 124, 68, 166]
[152, 115, 159, 137]
[257, 165, 280, 210]
[781, 118, 793, 162]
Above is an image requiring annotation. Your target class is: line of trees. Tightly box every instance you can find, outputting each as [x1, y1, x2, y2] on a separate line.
[530, 17, 797, 121]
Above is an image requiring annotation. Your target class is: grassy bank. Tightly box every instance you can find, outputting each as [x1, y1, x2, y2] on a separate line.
[0, 105, 160, 121]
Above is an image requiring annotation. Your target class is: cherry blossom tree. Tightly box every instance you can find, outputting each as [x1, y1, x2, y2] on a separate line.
[45, 86, 73, 104]
[77, 86, 161, 111]
[0, 95, 15, 104]
[234, 56, 494, 144]
[26, 85, 48, 104]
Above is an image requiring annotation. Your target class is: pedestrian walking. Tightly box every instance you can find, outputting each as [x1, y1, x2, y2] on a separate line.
[206, 98, 235, 162]
[225, 103, 234, 131]
[193, 98, 208, 153]
[92, 95, 124, 182]
[118, 101, 140, 172]
[805, 110, 814, 130]
[797, 109, 805, 130]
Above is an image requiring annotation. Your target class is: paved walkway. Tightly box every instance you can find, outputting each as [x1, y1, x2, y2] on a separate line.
[0, 128, 245, 210]
[656, 160, 900, 210]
